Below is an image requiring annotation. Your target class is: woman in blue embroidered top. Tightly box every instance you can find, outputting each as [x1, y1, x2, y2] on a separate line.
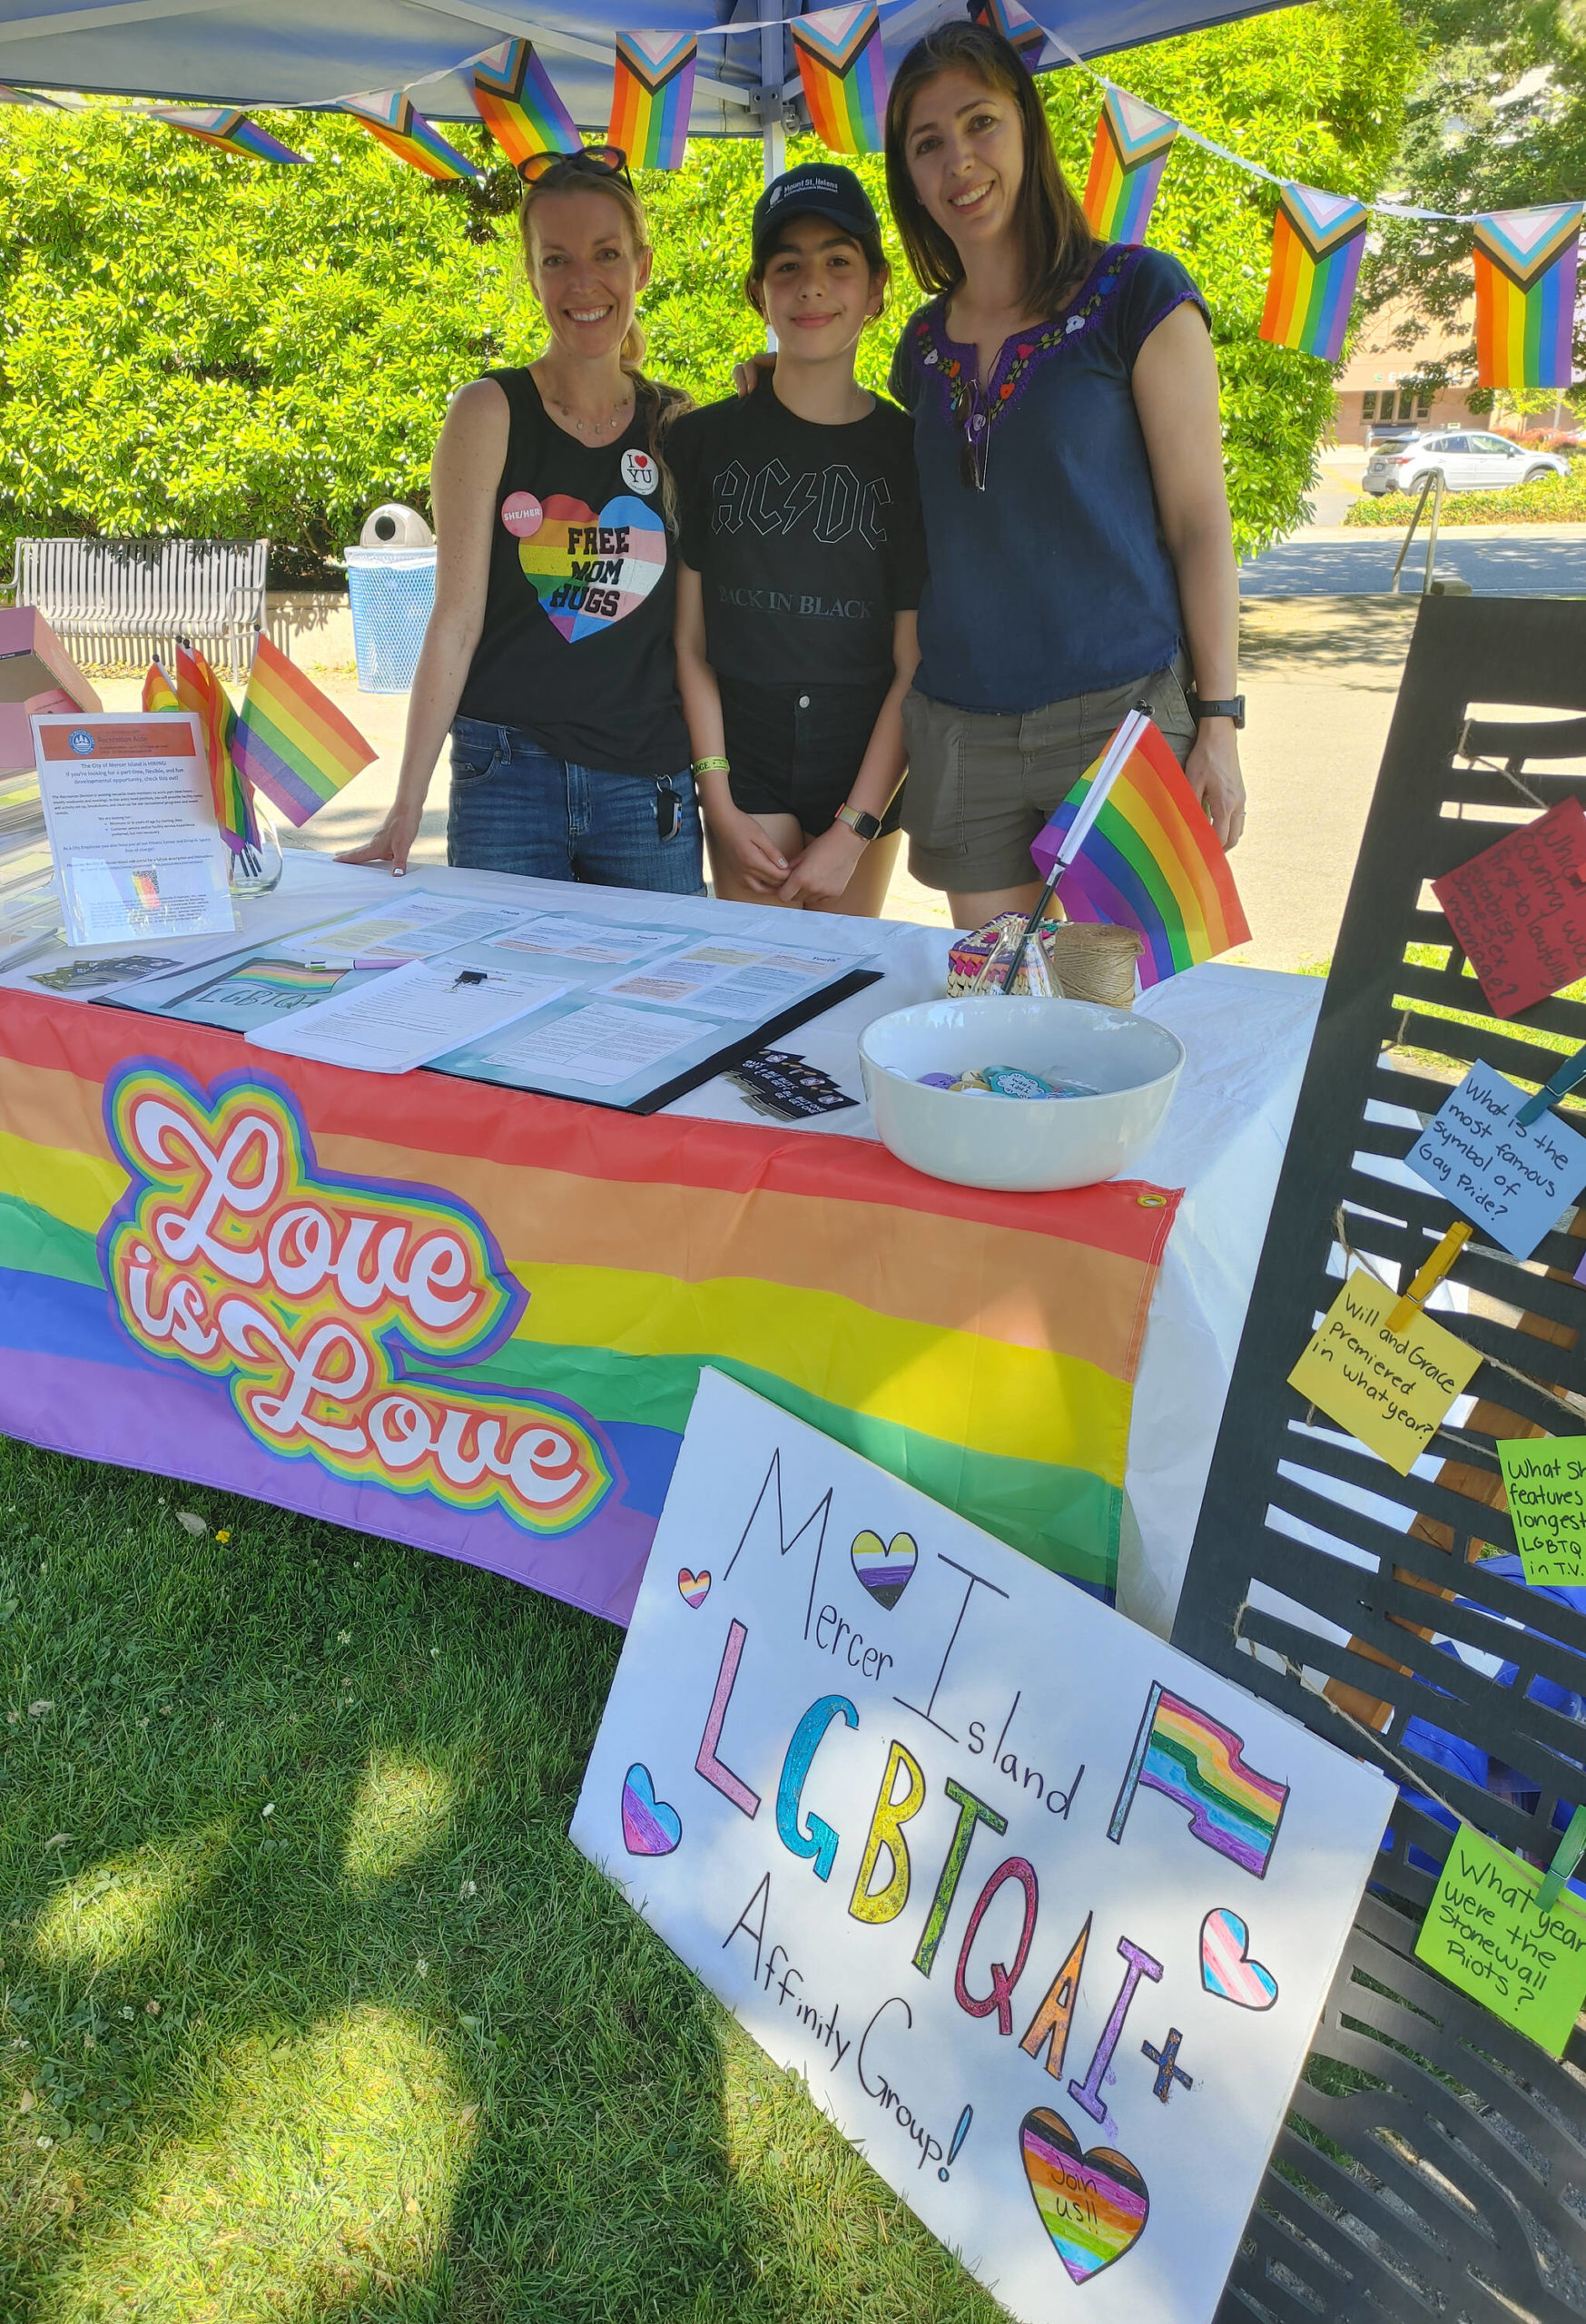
[884, 22, 1246, 928]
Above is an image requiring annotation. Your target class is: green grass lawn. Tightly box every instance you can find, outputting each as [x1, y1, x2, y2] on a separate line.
[0, 1436, 997, 2323]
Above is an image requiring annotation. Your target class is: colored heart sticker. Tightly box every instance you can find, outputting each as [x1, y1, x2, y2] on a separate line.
[1020, 2108, 1149, 2285]
[850, 1530, 917, 1610]
[517, 492, 666, 645]
[1200, 1908, 1279, 2010]
[677, 1567, 711, 1610]
[621, 1763, 681, 1856]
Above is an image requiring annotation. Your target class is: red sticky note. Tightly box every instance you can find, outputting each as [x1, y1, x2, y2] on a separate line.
[1433, 799, 1586, 1018]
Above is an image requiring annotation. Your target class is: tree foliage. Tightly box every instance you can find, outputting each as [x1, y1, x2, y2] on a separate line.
[0, 0, 1409, 577]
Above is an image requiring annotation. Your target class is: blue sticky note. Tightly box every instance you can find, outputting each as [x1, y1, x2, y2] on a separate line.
[1408, 1058, 1586, 1259]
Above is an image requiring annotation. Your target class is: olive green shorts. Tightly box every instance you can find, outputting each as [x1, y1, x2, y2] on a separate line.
[900, 658, 1197, 892]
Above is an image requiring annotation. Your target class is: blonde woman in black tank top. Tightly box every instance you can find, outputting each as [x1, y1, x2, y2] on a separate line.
[341, 149, 702, 892]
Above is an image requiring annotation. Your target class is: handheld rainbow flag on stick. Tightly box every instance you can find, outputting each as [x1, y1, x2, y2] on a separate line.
[340, 91, 478, 182]
[143, 645, 257, 854]
[144, 105, 310, 164]
[1025, 711, 1249, 989]
[232, 636, 377, 828]
[791, 5, 888, 156]
[1259, 182, 1368, 362]
[1081, 86, 1177, 244]
[472, 38, 578, 167]
[1473, 203, 1583, 389]
[1108, 1682, 1290, 1878]
[608, 33, 697, 172]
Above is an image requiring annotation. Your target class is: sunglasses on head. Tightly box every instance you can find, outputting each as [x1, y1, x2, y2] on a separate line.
[517, 143, 634, 190]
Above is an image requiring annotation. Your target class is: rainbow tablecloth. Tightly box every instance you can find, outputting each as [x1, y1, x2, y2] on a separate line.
[0, 991, 1179, 1624]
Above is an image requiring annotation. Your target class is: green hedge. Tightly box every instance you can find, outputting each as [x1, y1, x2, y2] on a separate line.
[1344, 468, 1586, 524]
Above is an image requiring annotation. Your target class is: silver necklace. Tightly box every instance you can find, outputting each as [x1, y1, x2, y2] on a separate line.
[547, 388, 634, 439]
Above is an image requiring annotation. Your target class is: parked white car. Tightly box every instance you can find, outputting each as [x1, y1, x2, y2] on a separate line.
[1363, 430, 1568, 495]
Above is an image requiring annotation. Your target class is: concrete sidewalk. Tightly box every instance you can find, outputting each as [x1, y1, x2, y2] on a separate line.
[1242, 521, 1586, 598]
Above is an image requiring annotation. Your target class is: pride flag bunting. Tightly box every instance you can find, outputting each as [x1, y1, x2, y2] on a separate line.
[1108, 1682, 1290, 1878]
[232, 635, 377, 827]
[970, 0, 1056, 74]
[0, 84, 67, 108]
[791, 5, 887, 157]
[1258, 182, 1368, 361]
[608, 32, 696, 172]
[472, 38, 578, 167]
[145, 105, 310, 164]
[340, 90, 478, 182]
[1082, 86, 1177, 243]
[1473, 203, 1583, 389]
[1030, 714, 1249, 987]
[143, 645, 257, 855]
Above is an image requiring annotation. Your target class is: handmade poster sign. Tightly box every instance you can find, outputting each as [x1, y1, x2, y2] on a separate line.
[1287, 1268, 1482, 1474]
[1405, 1058, 1586, 1258]
[1414, 1823, 1586, 2057]
[1497, 1437, 1586, 1585]
[571, 1373, 1392, 2324]
[1432, 798, 1586, 1018]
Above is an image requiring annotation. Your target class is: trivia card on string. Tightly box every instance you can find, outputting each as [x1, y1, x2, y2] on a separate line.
[1288, 1268, 1481, 1474]
[1405, 1057, 1586, 1259]
[1415, 1823, 1586, 2055]
[1433, 798, 1586, 1018]
[1497, 1437, 1586, 1587]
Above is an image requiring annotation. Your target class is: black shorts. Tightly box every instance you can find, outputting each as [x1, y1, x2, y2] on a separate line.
[716, 675, 905, 838]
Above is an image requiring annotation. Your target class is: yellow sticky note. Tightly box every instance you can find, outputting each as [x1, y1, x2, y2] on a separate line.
[1288, 1268, 1482, 1474]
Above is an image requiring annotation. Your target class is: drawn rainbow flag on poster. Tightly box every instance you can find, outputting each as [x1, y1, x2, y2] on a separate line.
[144, 105, 310, 163]
[472, 38, 578, 167]
[1473, 203, 1583, 389]
[1108, 1682, 1290, 1876]
[791, 5, 887, 157]
[0, 1004, 1180, 1615]
[608, 33, 696, 171]
[1259, 182, 1368, 362]
[1082, 86, 1177, 244]
[340, 90, 478, 182]
[1031, 717, 1249, 987]
[231, 636, 376, 827]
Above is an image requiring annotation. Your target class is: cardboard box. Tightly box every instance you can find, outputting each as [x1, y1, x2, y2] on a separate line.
[0, 606, 103, 777]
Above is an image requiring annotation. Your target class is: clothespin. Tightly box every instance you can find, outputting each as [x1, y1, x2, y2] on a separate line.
[1386, 1220, 1473, 1334]
[1516, 1039, 1586, 1129]
[1535, 1802, 1586, 1915]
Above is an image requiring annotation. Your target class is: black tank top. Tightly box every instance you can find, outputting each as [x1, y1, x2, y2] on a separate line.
[457, 368, 690, 779]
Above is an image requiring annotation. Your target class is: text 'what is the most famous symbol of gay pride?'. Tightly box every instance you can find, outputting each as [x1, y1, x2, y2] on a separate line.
[101, 1059, 614, 1530]
[571, 1370, 1392, 2324]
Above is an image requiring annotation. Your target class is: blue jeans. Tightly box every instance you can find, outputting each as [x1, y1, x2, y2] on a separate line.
[447, 716, 704, 893]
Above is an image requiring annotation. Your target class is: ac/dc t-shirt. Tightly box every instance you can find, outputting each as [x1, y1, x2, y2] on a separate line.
[457, 368, 690, 779]
[668, 375, 926, 688]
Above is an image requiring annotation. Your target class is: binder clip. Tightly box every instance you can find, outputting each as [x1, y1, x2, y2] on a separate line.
[1387, 1220, 1473, 1334]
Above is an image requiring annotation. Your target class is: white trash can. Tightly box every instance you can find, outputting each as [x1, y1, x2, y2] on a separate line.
[345, 545, 437, 694]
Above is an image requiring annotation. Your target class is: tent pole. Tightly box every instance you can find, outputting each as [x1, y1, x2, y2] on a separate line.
[759, 0, 785, 345]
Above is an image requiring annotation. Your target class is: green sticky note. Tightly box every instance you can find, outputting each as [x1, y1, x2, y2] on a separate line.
[1498, 1437, 1586, 1586]
[1415, 1823, 1586, 2056]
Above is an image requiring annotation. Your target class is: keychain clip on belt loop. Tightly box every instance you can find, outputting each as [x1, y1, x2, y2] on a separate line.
[1387, 1219, 1473, 1334]
[1515, 1039, 1586, 1129]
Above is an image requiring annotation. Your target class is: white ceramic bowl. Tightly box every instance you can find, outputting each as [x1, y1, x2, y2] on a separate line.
[859, 996, 1184, 1193]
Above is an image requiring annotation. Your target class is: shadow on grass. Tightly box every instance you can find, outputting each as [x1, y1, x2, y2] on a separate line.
[0, 1442, 996, 2323]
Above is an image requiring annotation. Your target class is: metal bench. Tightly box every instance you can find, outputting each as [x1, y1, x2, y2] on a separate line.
[4, 537, 270, 681]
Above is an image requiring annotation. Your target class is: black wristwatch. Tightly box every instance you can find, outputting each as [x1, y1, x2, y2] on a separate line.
[1187, 692, 1246, 729]
[834, 803, 882, 842]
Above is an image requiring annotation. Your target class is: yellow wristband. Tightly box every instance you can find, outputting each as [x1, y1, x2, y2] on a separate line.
[692, 756, 731, 776]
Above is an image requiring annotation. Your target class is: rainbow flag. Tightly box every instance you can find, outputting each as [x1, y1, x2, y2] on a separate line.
[340, 91, 478, 182]
[0, 84, 68, 109]
[143, 646, 257, 855]
[1081, 86, 1177, 244]
[144, 105, 310, 164]
[791, 5, 887, 157]
[1473, 203, 1583, 389]
[1108, 1682, 1290, 1876]
[1259, 182, 1367, 362]
[231, 635, 376, 827]
[1030, 714, 1249, 987]
[608, 32, 696, 171]
[969, 0, 1055, 74]
[472, 38, 578, 168]
[0, 1006, 1180, 1614]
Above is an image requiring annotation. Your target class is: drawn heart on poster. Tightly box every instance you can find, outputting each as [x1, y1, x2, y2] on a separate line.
[621, 1763, 682, 1856]
[517, 492, 666, 644]
[677, 1568, 711, 1609]
[1200, 1907, 1279, 2009]
[850, 1530, 918, 1610]
[1019, 2107, 1149, 2284]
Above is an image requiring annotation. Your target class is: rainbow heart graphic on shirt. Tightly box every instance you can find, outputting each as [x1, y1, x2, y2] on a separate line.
[517, 492, 666, 644]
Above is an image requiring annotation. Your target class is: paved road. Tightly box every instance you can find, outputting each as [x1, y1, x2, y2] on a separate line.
[1241, 522, 1586, 597]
